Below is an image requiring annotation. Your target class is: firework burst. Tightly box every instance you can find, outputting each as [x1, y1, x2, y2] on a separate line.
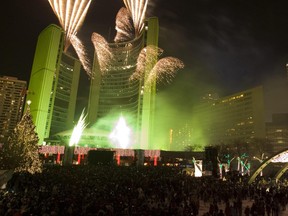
[69, 108, 88, 147]
[122, 0, 148, 36]
[146, 57, 184, 86]
[130, 45, 184, 87]
[91, 32, 113, 73]
[70, 35, 92, 77]
[109, 116, 132, 149]
[48, 0, 92, 50]
[114, 7, 135, 42]
[129, 45, 163, 81]
[48, 0, 93, 77]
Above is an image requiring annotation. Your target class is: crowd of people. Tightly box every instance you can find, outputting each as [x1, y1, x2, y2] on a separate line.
[0, 164, 288, 216]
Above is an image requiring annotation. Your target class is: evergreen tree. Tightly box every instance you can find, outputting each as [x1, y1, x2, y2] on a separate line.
[184, 144, 204, 152]
[0, 102, 42, 174]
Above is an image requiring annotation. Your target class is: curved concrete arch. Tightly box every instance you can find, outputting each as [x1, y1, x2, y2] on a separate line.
[248, 159, 271, 184]
[274, 163, 288, 183]
[248, 148, 288, 184]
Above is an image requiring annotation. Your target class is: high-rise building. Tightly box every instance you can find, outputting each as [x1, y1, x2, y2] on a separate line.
[87, 17, 159, 150]
[139, 17, 159, 150]
[25, 24, 81, 144]
[0, 76, 26, 143]
[171, 123, 193, 151]
[266, 113, 288, 153]
[191, 86, 266, 146]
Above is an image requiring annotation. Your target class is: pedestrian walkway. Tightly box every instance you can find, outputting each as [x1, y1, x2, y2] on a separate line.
[198, 199, 288, 215]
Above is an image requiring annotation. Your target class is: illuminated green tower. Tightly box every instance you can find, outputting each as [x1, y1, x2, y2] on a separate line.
[26, 24, 81, 144]
[139, 17, 159, 150]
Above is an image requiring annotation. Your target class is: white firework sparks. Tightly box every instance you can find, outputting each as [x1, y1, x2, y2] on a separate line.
[146, 57, 184, 86]
[70, 35, 92, 77]
[129, 45, 184, 87]
[69, 109, 88, 147]
[114, 7, 135, 42]
[109, 116, 132, 149]
[123, 0, 149, 36]
[91, 32, 113, 73]
[48, 0, 93, 77]
[48, 0, 92, 50]
[129, 45, 163, 81]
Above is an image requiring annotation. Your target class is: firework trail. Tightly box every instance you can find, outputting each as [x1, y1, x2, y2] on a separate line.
[48, 0, 92, 50]
[70, 35, 92, 77]
[123, 0, 148, 36]
[69, 108, 88, 147]
[129, 45, 163, 81]
[48, 0, 93, 77]
[146, 57, 184, 86]
[109, 116, 132, 149]
[91, 32, 113, 73]
[114, 7, 135, 42]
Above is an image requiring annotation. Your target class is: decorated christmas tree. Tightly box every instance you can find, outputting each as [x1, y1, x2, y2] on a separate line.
[0, 101, 42, 174]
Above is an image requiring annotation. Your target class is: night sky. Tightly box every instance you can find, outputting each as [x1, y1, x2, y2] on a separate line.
[2, 0, 288, 124]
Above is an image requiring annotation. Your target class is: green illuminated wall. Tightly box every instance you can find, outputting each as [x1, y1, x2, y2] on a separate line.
[50, 53, 81, 136]
[87, 55, 101, 125]
[26, 24, 81, 144]
[139, 17, 159, 150]
[26, 24, 64, 144]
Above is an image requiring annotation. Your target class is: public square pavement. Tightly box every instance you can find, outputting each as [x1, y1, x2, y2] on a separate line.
[198, 199, 288, 216]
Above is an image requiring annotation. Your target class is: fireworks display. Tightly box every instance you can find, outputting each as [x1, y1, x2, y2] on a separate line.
[48, 0, 93, 77]
[129, 45, 163, 81]
[122, 0, 149, 36]
[47, 0, 184, 150]
[114, 7, 135, 42]
[69, 109, 88, 147]
[70, 35, 92, 77]
[130, 45, 183, 87]
[146, 57, 184, 86]
[91, 32, 113, 73]
[109, 116, 132, 149]
[48, 0, 92, 50]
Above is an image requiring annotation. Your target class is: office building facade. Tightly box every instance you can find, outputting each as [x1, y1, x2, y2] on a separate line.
[266, 113, 288, 153]
[26, 24, 81, 144]
[0, 76, 27, 143]
[191, 86, 266, 146]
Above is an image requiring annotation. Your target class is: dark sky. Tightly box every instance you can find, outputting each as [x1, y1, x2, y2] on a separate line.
[2, 0, 288, 122]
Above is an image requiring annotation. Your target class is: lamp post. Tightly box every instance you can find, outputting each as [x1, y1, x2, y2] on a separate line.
[253, 154, 266, 176]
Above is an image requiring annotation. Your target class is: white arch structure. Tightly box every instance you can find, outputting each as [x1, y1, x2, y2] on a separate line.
[248, 148, 288, 184]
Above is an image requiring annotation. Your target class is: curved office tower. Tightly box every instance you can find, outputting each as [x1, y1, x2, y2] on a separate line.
[49, 53, 81, 136]
[88, 17, 159, 150]
[98, 34, 144, 121]
[26, 24, 81, 144]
